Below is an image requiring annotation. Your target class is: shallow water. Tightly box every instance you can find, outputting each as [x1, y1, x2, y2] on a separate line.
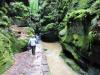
[41, 42, 79, 75]
[86, 67, 100, 75]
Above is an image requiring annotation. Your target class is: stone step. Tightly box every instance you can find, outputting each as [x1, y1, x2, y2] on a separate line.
[42, 64, 49, 72]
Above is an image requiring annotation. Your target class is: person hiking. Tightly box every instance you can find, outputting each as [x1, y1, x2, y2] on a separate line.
[35, 34, 40, 44]
[28, 35, 37, 55]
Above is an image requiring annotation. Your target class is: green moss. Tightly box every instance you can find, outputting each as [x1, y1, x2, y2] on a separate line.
[44, 23, 55, 31]
[63, 9, 90, 22]
[90, 0, 100, 15]
[57, 1, 100, 71]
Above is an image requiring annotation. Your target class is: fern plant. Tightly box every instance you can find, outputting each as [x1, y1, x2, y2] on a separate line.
[0, 32, 13, 75]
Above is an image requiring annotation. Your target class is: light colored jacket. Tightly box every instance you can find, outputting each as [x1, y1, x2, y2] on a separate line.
[28, 37, 36, 46]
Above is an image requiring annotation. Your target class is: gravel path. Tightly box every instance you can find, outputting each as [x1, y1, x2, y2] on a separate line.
[3, 44, 49, 75]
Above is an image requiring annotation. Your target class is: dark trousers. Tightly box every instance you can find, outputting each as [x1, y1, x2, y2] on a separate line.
[31, 46, 36, 55]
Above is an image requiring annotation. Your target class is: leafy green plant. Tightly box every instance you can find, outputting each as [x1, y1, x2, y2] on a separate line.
[0, 32, 13, 74]
[0, 10, 11, 28]
[7, 2, 29, 26]
[29, 0, 39, 15]
[9, 2, 29, 17]
[0, 7, 8, 14]
[26, 27, 34, 36]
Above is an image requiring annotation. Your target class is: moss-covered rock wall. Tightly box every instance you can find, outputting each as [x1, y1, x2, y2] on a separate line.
[37, 0, 100, 73]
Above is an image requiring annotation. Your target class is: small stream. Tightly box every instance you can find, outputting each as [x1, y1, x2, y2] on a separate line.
[41, 41, 100, 75]
[87, 67, 100, 75]
[41, 42, 79, 75]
